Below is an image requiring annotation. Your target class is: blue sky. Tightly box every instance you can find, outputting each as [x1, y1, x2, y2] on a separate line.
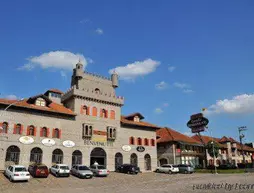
[1, 0, 254, 142]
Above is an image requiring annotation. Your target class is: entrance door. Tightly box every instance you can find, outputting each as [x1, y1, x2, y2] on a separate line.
[30, 147, 43, 164]
[52, 149, 63, 164]
[90, 148, 107, 167]
[115, 153, 123, 170]
[5, 146, 20, 165]
[130, 153, 138, 167]
[144, 154, 151, 171]
[72, 150, 82, 165]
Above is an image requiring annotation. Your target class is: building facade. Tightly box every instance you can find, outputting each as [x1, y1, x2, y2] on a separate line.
[192, 135, 254, 166]
[0, 61, 158, 172]
[156, 128, 204, 167]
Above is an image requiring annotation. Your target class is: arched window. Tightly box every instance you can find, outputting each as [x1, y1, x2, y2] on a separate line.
[14, 123, 22, 134]
[109, 128, 112, 138]
[82, 105, 90, 115]
[27, 125, 36, 136]
[113, 129, 116, 139]
[95, 88, 100, 94]
[40, 127, 48, 137]
[52, 149, 63, 164]
[144, 138, 149, 146]
[110, 110, 115, 119]
[85, 125, 89, 136]
[129, 137, 135, 145]
[2, 122, 8, 134]
[89, 126, 93, 136]
[53, 128, 60, 139]
[101, 109, 108, 118]
[150, 139, 155, 146]
[130, 153, 138, 167]
[137, 137, 142, 145]
[92, 107, 97, 116]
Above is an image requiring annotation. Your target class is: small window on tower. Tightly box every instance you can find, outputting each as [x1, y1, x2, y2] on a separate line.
[95, 88, 100, 94]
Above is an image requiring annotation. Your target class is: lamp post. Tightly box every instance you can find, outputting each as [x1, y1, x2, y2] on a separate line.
[4, 98, 24, 111]
[207, 127, 218, 174]
[238, 126, 247, 164]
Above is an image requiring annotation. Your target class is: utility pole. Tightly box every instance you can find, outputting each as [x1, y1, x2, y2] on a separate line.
[238, 126, 247, 164]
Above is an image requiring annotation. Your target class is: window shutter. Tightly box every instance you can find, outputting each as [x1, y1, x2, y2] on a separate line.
[13, 124, 17, 134]
[100, 109, 103, 117]
[80, 106, 84, 114]
[129, 137, 132, 145]
[52, 128, 55, 138]
[20, 125, 23, 134]
[34, 127, 37, 136]
[47, 128, 50, 137]
[59, 129, 62, 139]
[40, 127, 43, 137]
[26, 126, 29, 135]
[87, 106, 90, 115]
[105, 110, 108, 118]
[0, 123, 2, 133]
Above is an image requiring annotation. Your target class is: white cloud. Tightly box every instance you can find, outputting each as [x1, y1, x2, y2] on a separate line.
[168, 66, 176, 72]
[173, 82, 189, 89]
[5, 95, 18, 100]
[183, 89, 194, 93]
[87, 58, 94, 64]
[109, 58, 160, 81]
[155, 81, 168, 90]
[154, 108, 163, 114]
[205, 94, 254, 115]
[18, 51, 87, 71]
[17, 63, 35, 71]
[183, 131, 192, 137]
[95, 28, 103, 35]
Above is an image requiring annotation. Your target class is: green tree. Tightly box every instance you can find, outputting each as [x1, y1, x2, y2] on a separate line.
[206, 140, 220, 158]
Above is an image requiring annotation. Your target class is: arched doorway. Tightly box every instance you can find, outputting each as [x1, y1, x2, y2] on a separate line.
[90, 148, 107, 167]
[130, 153, 138, 167]
[144, 154, 151, 171]
[5, 146, 20, 165]
[30, 147, 43, 164]
[72, 150, 82, 165]
[159, 158, 168, 166]
[52, 149, 63, 164]
[115, 153, 123, 170]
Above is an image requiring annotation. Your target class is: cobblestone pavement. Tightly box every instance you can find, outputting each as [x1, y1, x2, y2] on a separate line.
[0, 172, 254, 193]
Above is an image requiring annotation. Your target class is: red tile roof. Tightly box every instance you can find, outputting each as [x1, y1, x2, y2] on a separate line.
[120, 115, 159, 129]
[157, 127, 201, 144]
[191, 135, 227, 148]
[0, 98, 75, 116]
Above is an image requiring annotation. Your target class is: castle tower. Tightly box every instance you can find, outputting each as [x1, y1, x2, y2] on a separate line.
[111, 71, 119, 88]
[71, 59, 84, 88]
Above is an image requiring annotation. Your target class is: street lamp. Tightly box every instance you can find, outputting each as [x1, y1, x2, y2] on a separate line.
[238, 126, 247, 164]
[4, 98, 24, 111]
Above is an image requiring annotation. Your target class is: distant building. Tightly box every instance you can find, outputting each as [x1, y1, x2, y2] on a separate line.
[156, 127, 205, 167]
[192, 135, 254, 166]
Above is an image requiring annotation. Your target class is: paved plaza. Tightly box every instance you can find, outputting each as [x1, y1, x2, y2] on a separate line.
[0, 172, 254, 193]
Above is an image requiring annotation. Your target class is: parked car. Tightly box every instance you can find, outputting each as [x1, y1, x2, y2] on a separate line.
[116, 164, 140, 175]
[28, 163, 49, 178]
[90, 165, 109, 177]
[177, 164, 194, 174]
[155, 164, 179, 174]
[71, 165, 93, 179]
[218, 164, 237, 170]
[4, 165, 30, 182]
[50, 164, 70, 177]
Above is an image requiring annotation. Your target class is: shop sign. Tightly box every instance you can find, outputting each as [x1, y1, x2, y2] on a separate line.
[187, 113, 209, 133]
[19, 136, 34, 145]
[42, 138, 56, 147]
[136, 146, 145, 152]
[84, 139, 113, 147]
[122, 145, 131, 152]
[63, 140, 75, 148]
